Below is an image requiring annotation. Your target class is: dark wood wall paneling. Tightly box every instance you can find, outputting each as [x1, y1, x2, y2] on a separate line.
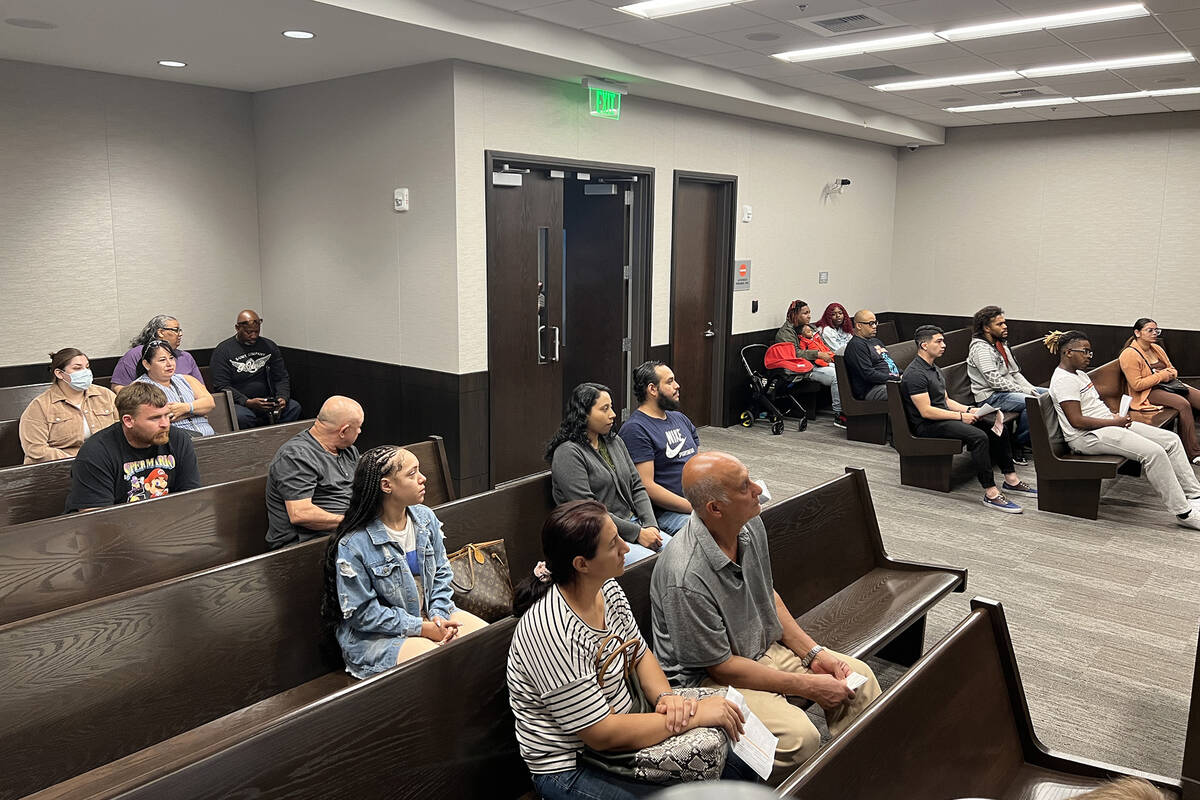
[0, 348, 215, 388]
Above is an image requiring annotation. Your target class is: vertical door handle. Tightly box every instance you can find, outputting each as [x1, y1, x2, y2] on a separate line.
[552, 326, 561, 361]
[537, 324, 547, 364]
[704, 321, 716, 338]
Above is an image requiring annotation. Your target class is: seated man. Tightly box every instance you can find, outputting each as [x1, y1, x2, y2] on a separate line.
[618, 360, 699, 535]
[901, 325, 1036, 514]
[211, 309, 303, 429]
[967, 305, 1048, 464]
[775, 299, 839, 420]
[111, 314, 203, 391]
[265, 395, 363, 549]
[64, 382, 201, 512]
[843, 309, 899, 402]
[650, 451, 881, 782]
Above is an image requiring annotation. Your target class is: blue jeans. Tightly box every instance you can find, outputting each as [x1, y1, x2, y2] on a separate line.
[983, 388, 1048, 446]
[234, 398, 303, 429]
[532, 753, 758, 800]
[654, 511, 691, 535]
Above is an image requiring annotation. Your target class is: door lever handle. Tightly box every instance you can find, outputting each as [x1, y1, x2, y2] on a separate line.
[704, 321, 716, 338]
[537, 325, 547, 364]
[552, 326, 561, 361]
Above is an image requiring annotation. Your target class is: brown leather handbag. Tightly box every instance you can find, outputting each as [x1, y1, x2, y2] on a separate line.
[447, 539, 513, 622]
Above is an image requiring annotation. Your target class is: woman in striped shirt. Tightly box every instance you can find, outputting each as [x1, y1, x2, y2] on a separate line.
[507, 499, 752, 799]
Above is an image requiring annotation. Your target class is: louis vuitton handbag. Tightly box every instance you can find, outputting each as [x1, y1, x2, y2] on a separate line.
[580, 635, 729, 784]
[446, 539, 513, 622]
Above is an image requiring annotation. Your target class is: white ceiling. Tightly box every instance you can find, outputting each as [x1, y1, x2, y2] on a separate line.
[475, 0, 1200, 124]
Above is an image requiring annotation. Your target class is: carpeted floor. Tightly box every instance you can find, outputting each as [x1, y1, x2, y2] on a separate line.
[699, 413, 1199, 778]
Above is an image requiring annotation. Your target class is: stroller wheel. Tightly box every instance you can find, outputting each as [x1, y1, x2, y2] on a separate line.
[740, 410, 754, 428]
[771, 420, 784, 436]
[798, 418, 808, 432]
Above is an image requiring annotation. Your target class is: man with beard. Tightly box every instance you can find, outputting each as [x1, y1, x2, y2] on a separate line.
[618, 361, 700, 535]
[966, 305, 1048, 463]
[65, 382, 201, 512]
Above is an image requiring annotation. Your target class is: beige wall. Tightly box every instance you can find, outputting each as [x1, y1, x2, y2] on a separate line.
[892, 112, 1200, 331]
[0, 59, 260, 366]
[452, 62, 899, 372]
[253, 62, 459, 370]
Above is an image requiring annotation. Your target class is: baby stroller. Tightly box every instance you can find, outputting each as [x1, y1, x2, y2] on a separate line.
[739, 344, 809, 435]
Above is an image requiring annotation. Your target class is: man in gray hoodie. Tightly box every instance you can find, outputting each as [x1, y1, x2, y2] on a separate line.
[966, 306, 1048, 462]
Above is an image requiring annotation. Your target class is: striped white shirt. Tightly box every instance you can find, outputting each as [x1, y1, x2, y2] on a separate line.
[507, 579, 645, 774]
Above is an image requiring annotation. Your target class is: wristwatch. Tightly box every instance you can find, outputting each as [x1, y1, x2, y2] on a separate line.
[800, 645, 825, 669]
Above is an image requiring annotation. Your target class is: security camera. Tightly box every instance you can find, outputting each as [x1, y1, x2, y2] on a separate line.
[906, 144, 919, 152]
[834, 178, 851, 186]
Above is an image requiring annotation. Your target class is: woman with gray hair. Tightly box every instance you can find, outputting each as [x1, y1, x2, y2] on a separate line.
[110, 314, 205, 390]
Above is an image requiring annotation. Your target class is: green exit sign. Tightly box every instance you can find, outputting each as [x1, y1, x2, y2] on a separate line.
[589, 87, 621, 120]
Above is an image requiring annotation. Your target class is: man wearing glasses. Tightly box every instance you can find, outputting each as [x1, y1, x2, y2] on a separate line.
[843, 310, 900, 402]
[211, 309, 302, 428]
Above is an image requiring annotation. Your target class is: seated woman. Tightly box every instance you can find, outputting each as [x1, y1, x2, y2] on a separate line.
[816, 302, 853, 355]
[775, 300, 840, 423]
[548, 382, 665, 566]
[1118, 317, 1200, 464]
[507, 499, 753, 800]
[1048, 330, 1200, 530]
[323, 444, 487, 678]
[133, 339, 215, 437]
[18, 348, 118, 463]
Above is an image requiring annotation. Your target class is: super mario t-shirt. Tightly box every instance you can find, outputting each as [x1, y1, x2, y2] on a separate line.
[64, 423, 201, 512]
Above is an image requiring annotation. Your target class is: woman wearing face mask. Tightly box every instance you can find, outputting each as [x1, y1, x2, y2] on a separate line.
[19, 348, 119, 463]
[134, 340, 216, 437]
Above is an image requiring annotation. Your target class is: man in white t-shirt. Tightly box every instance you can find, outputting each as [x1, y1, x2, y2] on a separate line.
[1048, 330, 1200, 530]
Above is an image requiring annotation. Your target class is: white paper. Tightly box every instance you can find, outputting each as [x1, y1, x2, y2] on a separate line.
[972, 403, 999, 419]
[1119, 394, 1132, 417]
[846, 672, 869, 691]
[724, 686, 778, 781]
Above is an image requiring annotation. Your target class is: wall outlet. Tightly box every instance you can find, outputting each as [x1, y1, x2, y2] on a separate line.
[818, 271, 829, 284]
[394, 188, 410, 212]
[742, 204, 752, 223]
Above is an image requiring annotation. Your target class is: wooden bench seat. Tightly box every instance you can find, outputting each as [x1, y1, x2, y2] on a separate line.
[778, 597, 1181, 799]
[0, 436, 452, 627]
[0, 419, 314, 526]
[28, 467, 966, 799]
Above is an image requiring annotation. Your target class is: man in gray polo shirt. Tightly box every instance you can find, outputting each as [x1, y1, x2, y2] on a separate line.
[650, 451, 880, 780]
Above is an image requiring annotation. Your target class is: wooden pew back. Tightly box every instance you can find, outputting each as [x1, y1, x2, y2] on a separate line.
[0, 418, 20, 467]
[0, 539, 335, 800]
[1009, 337, 1057, 388]
[208, 390, 239, 435]
[875, 320, 899, 345]
[0, 382, 54, 420]
[779, 598, 1180, 799]
[438, 471, 554, 582]
[0, 419, 313, 526]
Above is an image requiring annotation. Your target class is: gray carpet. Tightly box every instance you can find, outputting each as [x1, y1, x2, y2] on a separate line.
[700, 415, 1198, 778]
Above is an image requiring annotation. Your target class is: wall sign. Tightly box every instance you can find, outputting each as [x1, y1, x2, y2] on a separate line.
[734, 259, 751, 291]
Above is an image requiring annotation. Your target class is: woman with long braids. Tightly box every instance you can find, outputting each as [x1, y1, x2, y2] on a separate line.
[507, 500, 753, 799]
[1047, 330, 1200, 530]
[322, 445, 487, 678]
[548, 383, 666, 566]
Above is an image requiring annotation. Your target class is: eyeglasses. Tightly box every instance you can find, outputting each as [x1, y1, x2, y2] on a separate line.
[158, 327, 182, 334]
[1143, 328, 1163, 335]
[236, 319, 264, 328]
[1067, 348, 1093, 356]
[856, 320, 879, 327]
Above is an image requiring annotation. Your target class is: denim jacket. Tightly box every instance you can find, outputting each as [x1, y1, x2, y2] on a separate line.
[334, 505, 458, 679]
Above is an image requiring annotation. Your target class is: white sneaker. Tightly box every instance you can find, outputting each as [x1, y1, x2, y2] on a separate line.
[1177, 512, 1200, 530]
[1192, 455, 1200, 465]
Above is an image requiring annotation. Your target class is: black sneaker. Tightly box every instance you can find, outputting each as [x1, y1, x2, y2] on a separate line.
[1012, 451, 1030, 466]
[833, 414, 848, 430]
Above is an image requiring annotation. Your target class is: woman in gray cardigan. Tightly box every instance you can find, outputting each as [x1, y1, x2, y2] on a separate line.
[547, 382, 667, 566]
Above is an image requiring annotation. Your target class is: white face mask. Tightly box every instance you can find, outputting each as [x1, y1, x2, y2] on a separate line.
[60, 368, 93, 391]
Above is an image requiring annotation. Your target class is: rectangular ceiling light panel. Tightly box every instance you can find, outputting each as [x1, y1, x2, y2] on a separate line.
[874, 70, 1020, 91]
[773, 32, 942, 62]
[1020, 51, 1194, 78]
[617, 0, 751, 19]
[946, 97, 1079, 112]
[939, 3, 1149, 42]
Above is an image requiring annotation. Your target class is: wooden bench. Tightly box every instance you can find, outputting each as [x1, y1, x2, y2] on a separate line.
[1027, 361, 1179, 520]
[0, 371, 207, 426]
[0, 419, 314, 526]
[778, 597, 1181, 798]
[0, 436, 453, 627]
[28, 467, 966, 799]
[886, 381, 963, 493]
[836, 358, 888, 444]
[438, 470, 554, 582]
[875, 319, 899, 345]
[207, 389, 240, 435]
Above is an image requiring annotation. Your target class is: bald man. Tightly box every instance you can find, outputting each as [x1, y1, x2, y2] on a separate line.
[649, 451, 880, 781]
[843, 308, 899, 402]
[265, 396, 363, 549]
[211, 309, 301, 428]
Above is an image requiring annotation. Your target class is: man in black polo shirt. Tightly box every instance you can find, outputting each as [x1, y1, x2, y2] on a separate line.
[900, 325, 1035, 513]
[843, 309, 899, 401]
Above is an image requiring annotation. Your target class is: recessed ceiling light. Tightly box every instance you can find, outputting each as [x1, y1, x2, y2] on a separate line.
[875, 71, 1020, 91]
[158, 60, 187, 68]
[945, 97, 1078, 112]
[1075, 90, 1150, 101]
[939, 3, 1149, 42]
[773, 32, 942, 63]
[4, 17, 57, 29]
[746, 32, 780, 41]
[1020, 51, 1194, 78]
[282, 30, 315, 39]
[617, 0, 752, 20]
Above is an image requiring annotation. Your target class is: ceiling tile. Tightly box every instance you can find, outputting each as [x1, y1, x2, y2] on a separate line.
[749, 0, 872, 22]
[707, 22, 824, 52]
[1071, 33, 1184, 59]
[641, 34, 742, 56]
[1118, 61, 1200, 85]
[884, 41, 970, 64]
[990, 0, 1107, 10]
[1038, 75, 1139, 94]
[1159, 10, 1200, 32]
[979, 44, 1083, 68]
[1144, 0, 1200, 12]
[1050, 16, 1168, 44]
[688, 49, 785, 68]
[961, 30, 1066, 54]
[1092, 97, 1173, 114]
[960, 108, 1041, 123]
[883, 53, 1006, 72]
[808, 53, 893, 72]
[1024, 103, 1104, 120]
[584, 18, 683, 43]
[1155, 93, 1200, 110]
[649, 5, 777, 35]
[772, 72, 859, 88]
[880, 0, 1017, 27]
[470, 0, 565, 9]
[519, 1, 629, 28]
[735, 60, 817, 78]
[1176, 28, 1200, 47]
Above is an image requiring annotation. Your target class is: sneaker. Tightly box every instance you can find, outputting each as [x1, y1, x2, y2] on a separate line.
[982, 493, 1022, 514]
[1011, 452, 1030, 466]
[1003, 480, 1038, 496]
[833, 414, 848, 430]
[1177, 511, 1200, 530]
[1192, 455, 1200, 465]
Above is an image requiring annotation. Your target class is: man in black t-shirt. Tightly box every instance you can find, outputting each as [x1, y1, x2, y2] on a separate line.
[65, 383, 201, 512]
[843, 309, 900, 401]
[210, 309, 302, 429]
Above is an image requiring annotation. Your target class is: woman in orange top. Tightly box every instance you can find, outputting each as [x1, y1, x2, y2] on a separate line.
[1118, 317, 1200, 463]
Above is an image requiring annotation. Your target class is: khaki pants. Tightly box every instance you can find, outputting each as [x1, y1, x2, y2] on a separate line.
[396, 610, 489, 663]
[703, 643, 881, 783]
